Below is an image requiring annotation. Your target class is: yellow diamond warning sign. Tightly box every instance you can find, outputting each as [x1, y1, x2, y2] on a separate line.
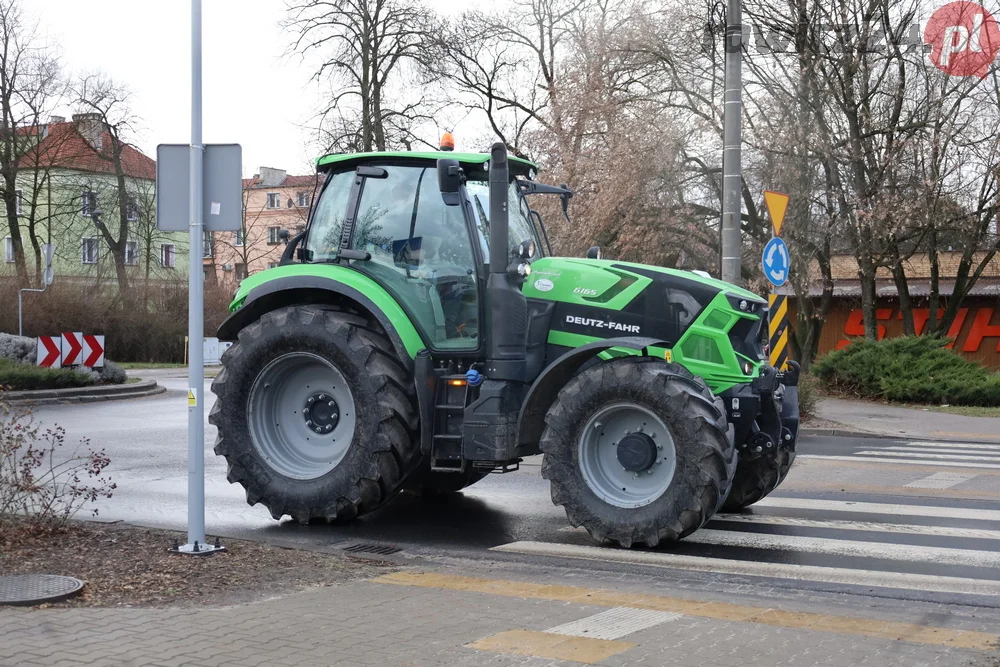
[763, 191, 790, 237]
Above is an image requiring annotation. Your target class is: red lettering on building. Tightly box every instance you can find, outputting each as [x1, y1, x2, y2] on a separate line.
[836, 309, 892, 349]
[963, 308, 1000, 352]
[837, 307, 992, 352]
[905, 308, 968, 349]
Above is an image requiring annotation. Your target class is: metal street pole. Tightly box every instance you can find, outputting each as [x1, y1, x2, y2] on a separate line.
[182, 0, 212, 554]
[720, 0, 743, 285]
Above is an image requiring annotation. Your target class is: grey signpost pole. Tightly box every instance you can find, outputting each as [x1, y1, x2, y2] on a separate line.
[720, 0, 743, 285]
[181, 0, 215, 555]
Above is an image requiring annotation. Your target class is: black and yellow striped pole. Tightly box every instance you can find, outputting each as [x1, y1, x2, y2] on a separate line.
[762, 191, 790, 371]
[768, 293, 789, 370]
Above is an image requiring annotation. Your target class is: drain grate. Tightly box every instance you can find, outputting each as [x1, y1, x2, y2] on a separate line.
[343, 543, 401, 556]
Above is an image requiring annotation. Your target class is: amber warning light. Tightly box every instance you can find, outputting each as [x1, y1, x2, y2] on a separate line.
[440, 132, 455, 151]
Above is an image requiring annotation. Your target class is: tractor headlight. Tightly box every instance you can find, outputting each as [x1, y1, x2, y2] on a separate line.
[518, 239, 536, 260]
[742, 360, 754, 376]
[517, 262, 532, 276]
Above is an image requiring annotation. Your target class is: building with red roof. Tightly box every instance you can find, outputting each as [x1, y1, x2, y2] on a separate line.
[2, 113, 188, 283]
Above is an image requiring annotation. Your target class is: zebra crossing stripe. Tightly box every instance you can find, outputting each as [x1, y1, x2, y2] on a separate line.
[752, 497, 1000, 522]
[545, 607, 681, 640]
[882, 446, 1000, 456]
[684, 529, 1000, 568]
[898, 442, 1000, 452]
[855, 450, 1000, 463]
[798, 454, 1000, 470]
[712, 513, 1000, 540]
[488, 541, 1000, 597]
[904, 472, 978, 489]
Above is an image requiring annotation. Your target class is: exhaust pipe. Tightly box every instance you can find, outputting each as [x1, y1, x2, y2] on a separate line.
[486, 142, 527, 381]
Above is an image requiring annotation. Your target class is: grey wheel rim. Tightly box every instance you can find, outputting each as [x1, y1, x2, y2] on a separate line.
[578, 402, 677, 509]
[248, 352, 357, 480]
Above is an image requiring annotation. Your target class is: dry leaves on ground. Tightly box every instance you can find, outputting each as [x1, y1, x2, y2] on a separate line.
[0, 518, 393, 607]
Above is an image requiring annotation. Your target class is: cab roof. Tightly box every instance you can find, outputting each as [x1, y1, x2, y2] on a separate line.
[316, 150, 537, 176]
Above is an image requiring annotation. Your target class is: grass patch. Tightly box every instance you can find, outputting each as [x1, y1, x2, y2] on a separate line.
[116, 362, 186, 370]
[0, 358, 96, 391]
[920, 404, 1000, 418]
[813, 336, 1000, 407]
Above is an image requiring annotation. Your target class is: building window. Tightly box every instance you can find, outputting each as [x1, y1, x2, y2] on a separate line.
[161, 243, 175, 268]
[266, 193, 280, 209]
[82, 237, 99, 264]
[267, 261, 279, 270]
[235, 263, 247, 280]
[234, 228, 245, 246]
[82, 190, 97, 217]
[203, 231, 214, 258]
[267, 226, 281, 245]
[125, 240, 139, 266]
[14, 189, 22, 216]
[126, 196, 139, 221]
[296, 191, 309, 208]
[4, 237, 14, 263]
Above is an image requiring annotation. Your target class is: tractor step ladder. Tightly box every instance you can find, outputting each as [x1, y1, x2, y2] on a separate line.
[430, 375, 469, 472]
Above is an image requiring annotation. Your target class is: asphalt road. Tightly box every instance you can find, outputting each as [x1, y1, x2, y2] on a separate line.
[24, 371, 1000, 609]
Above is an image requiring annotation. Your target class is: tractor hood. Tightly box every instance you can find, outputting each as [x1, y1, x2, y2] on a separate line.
[522, 257, 764, 307]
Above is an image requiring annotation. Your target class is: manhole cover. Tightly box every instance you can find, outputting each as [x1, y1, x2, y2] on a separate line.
[0, 575, 85, 606]
[343, 543, 401, 556]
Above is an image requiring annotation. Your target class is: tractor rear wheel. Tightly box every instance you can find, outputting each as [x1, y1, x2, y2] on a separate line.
[540, 357, 736, 547]
[209, 305, 419, 523]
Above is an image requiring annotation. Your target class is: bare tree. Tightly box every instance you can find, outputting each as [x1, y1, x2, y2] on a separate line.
[0, 0, 63, 283]
[287, 0, 438, 152]
[72, 73, 143, 298]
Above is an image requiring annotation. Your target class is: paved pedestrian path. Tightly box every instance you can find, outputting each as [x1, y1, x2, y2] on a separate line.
[813, 397, 1000, 443]
[2, 564, 997, 667]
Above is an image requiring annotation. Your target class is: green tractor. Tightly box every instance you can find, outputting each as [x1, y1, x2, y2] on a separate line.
[210, 142, 799, 547]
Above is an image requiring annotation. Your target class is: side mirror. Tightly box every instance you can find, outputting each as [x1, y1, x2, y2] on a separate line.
[560, 183, 572, 219]
[278, 229, 290, 245]
[586, 246, 602, 260]
[437, 158, 462, 206]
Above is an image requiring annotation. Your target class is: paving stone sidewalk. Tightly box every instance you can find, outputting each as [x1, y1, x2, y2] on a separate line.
[1, 572, 996, 667]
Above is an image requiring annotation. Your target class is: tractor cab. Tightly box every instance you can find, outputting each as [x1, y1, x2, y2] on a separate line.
[286, 149, 550, 353]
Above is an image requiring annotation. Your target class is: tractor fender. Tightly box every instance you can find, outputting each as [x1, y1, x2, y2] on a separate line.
[515, 336, 672, 454]
[216, 275, 423, 371]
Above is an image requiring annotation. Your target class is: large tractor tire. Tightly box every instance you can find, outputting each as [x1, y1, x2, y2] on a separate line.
[721, 444, 795, 511]
[209, 305, 420, 523]
[540, 357, 736, 548]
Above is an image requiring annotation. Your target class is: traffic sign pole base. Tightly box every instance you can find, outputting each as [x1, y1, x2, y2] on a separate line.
[169, 538, 226, 557]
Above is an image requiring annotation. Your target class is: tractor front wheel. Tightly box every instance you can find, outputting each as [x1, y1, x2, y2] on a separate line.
[209, 305, 420, 523]
[540, 357, 736, 547]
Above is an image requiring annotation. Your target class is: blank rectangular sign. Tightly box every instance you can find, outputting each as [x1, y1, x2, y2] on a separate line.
[156, 143, 242, 231]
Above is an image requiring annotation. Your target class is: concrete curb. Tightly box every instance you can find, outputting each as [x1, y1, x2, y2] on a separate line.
[800, 427, 1000, 445]
[3, 379, 166, 406]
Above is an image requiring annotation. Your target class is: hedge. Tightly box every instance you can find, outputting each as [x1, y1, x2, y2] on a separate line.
[812, 335, 1000, 407]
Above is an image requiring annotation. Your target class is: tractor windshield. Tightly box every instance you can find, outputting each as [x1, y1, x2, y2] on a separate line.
[466, 180, 547, 260]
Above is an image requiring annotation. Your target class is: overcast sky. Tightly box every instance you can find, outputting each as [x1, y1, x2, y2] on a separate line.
[41, 0, 342, 177]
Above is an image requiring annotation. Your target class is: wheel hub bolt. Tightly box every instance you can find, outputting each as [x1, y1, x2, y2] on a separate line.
[646, 469, 654, 475]
[306, 420, 314, 426]
[755, 446, 763, 453]
[307, 397, 315, 404]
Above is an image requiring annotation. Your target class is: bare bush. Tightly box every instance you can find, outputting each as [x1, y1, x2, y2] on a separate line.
[0, 400, 115, 545]
[0, 280, 233, 363]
